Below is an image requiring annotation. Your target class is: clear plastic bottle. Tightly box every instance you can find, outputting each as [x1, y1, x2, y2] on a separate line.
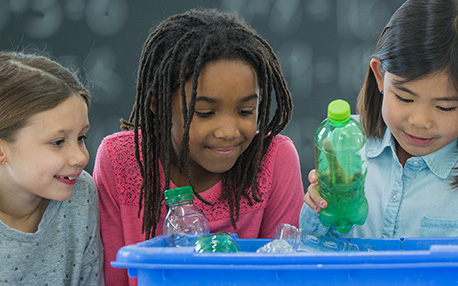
[194, 232, 241, 253]
[257, 223, 359, 253]
[163, 186, 210, 247]
[314, 99, 368, 233]
[298, 230, 359, 252]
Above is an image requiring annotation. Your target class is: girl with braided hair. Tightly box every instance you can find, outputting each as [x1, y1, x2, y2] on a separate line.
[93, 8, 304, 285]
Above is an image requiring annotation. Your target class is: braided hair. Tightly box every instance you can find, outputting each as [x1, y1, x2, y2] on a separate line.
[121, 8, 293, 239]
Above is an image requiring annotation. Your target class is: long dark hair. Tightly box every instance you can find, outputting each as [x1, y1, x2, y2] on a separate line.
[357, 0, 458, 187]
[122, 8, 293, 239]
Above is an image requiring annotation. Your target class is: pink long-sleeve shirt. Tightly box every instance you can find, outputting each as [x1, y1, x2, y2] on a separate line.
[93, 130, 304, 286]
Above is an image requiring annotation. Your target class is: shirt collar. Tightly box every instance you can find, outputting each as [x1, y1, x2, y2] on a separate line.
[367, 127, 393, 158]
[423, 139, 458, 179]
[367, 128, 458, 179]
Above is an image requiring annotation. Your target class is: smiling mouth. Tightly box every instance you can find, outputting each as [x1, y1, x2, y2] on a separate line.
[209, 147, 236, 156]
[54, 175, 79, 186]
[404, 132, 433, 146]
[55, 175, 77, 180]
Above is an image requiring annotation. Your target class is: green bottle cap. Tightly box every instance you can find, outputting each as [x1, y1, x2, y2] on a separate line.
[327, 99, 351, 124]
[164, 186, 194, 205]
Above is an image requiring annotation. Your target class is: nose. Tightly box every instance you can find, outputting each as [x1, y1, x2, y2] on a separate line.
[408, 110, 432, 129]
[213, 116, 241, 140]
[68, 143, 89, 168]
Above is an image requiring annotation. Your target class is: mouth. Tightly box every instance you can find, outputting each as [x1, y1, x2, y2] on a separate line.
[55, 174, 79, 185]
[404, 132, 433, 147]
[208, 146, 237, 157]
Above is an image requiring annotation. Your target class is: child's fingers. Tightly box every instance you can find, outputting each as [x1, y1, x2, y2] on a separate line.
[308, 169, 317, 183]
[305, 183, 327, 212]
[304, 192, 321, 212]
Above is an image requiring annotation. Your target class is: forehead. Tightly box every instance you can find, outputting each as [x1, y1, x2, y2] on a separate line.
[199, 59, 256, 80]
[22, 95, 89, 133]
[387, 70, 458, 99]
[179, 59, 258, 99]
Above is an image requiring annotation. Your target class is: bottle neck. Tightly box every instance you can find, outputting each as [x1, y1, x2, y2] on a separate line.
[166, 199, 194, 208]
[329, 118, 349, 127]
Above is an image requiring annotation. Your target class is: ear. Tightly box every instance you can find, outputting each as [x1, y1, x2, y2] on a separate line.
[0, 140, 7, 163]
[370, 58, 384, 93]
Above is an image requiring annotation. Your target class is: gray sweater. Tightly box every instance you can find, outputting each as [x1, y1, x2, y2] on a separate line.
[0, 171, 104, 285]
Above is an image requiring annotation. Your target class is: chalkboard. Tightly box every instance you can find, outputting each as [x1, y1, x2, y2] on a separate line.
[0, 0, 405, 189]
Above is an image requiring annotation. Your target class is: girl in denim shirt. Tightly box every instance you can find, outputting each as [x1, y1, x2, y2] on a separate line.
[301, 0, 458, 238]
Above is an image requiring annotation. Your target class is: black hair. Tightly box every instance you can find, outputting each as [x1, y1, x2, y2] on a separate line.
[357, 0, 458, 187]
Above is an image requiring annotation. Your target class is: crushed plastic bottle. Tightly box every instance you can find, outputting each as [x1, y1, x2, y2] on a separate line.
[256, 239, 296, 253]
[257, 223, 359, 253]
[162, 186, 210, 247]
[194, 232, 241, 253]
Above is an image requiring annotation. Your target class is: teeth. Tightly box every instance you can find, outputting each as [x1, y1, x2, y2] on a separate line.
[56, 175, 77, 180]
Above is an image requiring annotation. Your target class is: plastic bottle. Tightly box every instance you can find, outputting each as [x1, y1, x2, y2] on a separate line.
[194, 232, 241, 253]
[163, 186, 210, 247]
[298, 230, 359, 252]
[277, 223, 359, 252]
[314, 99, 368, 233]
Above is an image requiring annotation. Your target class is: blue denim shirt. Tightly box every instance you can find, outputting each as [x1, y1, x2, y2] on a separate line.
[299, 127, 458, 238]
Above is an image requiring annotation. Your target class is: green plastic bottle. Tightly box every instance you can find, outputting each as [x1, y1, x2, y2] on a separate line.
[314, 99, 368, 233]
[194, 232, 241, 253]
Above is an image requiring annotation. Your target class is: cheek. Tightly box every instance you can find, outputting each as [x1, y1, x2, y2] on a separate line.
[381, 97, 397, 127]
[83, 149, 90, 165]
[22, 160, 58, 184]
[441, 118, 458, 139]
[246, 118, 257, 136]
[248, 124, 257, 139]
[187, 120, 210, 143]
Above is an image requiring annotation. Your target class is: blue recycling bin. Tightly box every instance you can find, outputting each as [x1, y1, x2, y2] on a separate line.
[112, 235, 458, 286]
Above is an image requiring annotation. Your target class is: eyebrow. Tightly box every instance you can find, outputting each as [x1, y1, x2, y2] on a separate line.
[48, 124, 90, 136]
[195, 94, 258, 103]
[393, 82, 458, 102]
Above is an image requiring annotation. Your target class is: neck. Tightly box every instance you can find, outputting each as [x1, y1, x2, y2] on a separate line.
[0, 193, 50, 233]
[395, 141, 411, 167]
[169, 163, 221, 193]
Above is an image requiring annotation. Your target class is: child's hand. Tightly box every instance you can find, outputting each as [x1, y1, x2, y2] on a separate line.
[303, 169, 327, 212]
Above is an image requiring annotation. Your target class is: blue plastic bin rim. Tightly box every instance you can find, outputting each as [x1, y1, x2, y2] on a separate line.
[112, 235, 458, 269]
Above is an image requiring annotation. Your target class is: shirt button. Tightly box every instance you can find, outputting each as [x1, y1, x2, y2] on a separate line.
[391, 193, 398, 202]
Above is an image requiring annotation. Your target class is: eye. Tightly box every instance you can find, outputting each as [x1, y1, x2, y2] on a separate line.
[395, 94, 413, 103]
[238, 107, 256, 116]
[51, 139, 64, 146]
[436, 106, 457, 112]
[195, 111, 214, 118]
[78, 135, 88, 142]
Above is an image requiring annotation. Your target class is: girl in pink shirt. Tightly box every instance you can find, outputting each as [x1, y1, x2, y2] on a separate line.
[93, 8, 304, 286]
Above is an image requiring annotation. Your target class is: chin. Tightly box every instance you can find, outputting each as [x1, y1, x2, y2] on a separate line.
[55, 190, 75, 202]
[206, 163, 235, 174]
[209, 167, 232, 174]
